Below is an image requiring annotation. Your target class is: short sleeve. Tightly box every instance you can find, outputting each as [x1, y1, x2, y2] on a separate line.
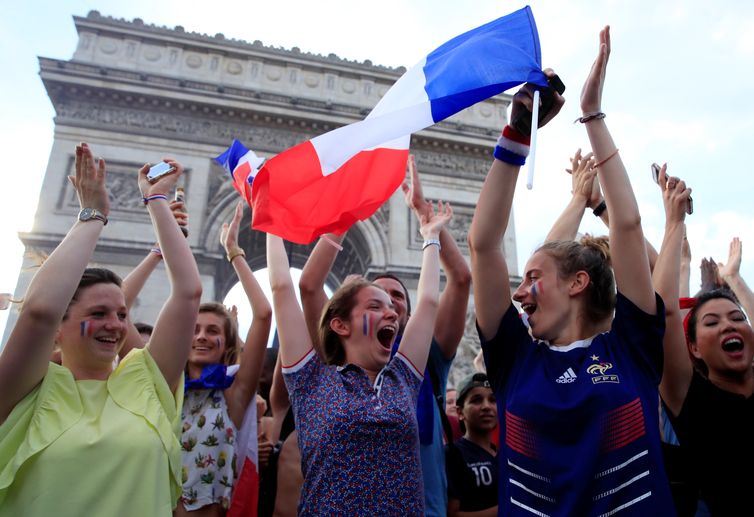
[282, 349, 323, 406]
[0, 363, 82, 507]
[610, 292, 666, 384]
[445, 444, 466, 501]
[390, 353, 425, 404]
[108, 348, 185, 504]
[478, 304, 532, 392]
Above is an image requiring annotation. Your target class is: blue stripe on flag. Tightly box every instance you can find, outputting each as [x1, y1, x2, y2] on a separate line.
[422, 6, 548, 123]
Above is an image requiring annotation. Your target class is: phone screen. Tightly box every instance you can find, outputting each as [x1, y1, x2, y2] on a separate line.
[147, 162, 174, 181]
[651, 163, 660, 184]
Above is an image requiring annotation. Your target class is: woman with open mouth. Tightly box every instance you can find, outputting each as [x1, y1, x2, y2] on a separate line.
[469, 27, 675, 516]
[657, 191, 754, 516]
[266, 199, 452, 516]
[0, 143, 202, 516]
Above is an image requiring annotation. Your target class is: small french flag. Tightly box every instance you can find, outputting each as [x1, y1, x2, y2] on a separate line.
[214, 140, 266, 203]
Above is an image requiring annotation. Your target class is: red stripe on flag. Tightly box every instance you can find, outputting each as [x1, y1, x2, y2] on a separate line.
[227, 457, 259, 517]
[251, 141, 408, 244]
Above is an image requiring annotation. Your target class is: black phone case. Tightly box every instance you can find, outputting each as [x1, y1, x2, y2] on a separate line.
[510, 74, 566, 136]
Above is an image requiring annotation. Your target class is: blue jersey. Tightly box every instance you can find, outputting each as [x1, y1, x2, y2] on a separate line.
[481, 293, 675, 516]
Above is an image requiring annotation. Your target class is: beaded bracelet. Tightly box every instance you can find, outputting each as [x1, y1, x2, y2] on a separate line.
[143, 194, 168, 205]
[574, 112, 606, 124]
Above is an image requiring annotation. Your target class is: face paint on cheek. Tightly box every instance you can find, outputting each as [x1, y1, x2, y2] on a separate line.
[216, 338, 222, 350]
[530, 280, 544, 300]
[362, 313, 370, 337]
[79, 320, 92, 337]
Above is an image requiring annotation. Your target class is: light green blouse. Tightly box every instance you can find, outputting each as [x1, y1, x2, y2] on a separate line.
[0, 348, 184, 516]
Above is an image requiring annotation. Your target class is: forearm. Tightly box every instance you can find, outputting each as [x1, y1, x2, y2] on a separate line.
[545, 195, 588, 243]
[469, 159, 518, 338]
[434, 228, 471, 357]
[724, 274, 754, 320]
[399, 242, 441, 371]
[299, 233, 343, 348]
[267, 234, 311, 365]
[586, 120, 654, 311]
[232, 255, 273, 397]
[653, 222, 684, 313]
[122, 251, 162, 308]
[0, 219, 104, 423]
[147, 199, 201, 299]
[679, 261, 691, 299]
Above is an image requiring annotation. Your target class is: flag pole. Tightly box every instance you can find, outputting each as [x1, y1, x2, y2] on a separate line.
[526, 89, 540, 190]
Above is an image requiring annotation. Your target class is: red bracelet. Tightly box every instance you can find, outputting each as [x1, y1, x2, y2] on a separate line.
[591, 149, 619, 170]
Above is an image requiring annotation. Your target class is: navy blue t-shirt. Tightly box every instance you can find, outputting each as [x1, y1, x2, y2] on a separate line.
[446, 437, 498, 512]
[480, 293, 675, 516]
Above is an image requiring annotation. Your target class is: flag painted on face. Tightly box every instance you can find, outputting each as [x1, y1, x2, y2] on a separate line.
[214, 139, 266, 204]
[244, 6, 547, 243]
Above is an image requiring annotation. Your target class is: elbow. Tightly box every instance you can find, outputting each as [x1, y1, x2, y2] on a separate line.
[451, 265, 472, 291]
[298, 274, 319, 297]
[18, 300, 63, 329]
[256, 304, 273, 323]
[611, 213, 643, 234]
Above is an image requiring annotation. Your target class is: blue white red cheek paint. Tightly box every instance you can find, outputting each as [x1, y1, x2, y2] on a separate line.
[79, 320, 92, 337]
[530, 280, 544, 299]
[362, 313, 375, 338]
[216, 338, 222, 349]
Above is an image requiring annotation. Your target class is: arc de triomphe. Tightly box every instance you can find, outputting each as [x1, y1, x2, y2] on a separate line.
[5, 11, 520, 385]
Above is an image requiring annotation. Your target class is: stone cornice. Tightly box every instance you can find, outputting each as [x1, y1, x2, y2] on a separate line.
[76, 11, 405, 76]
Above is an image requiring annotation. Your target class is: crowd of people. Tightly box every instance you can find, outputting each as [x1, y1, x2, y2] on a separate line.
[1, 26, 752, 517]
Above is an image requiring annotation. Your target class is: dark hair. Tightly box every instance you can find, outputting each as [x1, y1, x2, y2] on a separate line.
[134, 322, 154, 336]
[198, 302, 239, 365]
[686, 289, 743, 376]
[371, 273, 412, 315]
[319, 278, 373, 365]
[536, 235, 615, 322]
[62, 268, 123, 320]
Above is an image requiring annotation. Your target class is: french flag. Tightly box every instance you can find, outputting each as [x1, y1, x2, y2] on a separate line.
[248, 6, 547, 243]
[214, 139, 266, 203]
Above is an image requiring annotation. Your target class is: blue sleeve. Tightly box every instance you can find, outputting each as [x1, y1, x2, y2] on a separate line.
[478, 304, 531, 393]
[611, 292, 666, 384]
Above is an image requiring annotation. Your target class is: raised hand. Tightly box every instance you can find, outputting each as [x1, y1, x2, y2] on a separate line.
[71, 143, 109, 216]
[581, 26, 611, 114]
[221, 201, 244, 255]
[401, 154, 432, 220]
[657, 164, 692, 226]
[700, 257, 722, 293]
[419, 201, 453, 240]
[510, 68, 565, 131]
[718, 237, 743, 282]
[138, 158, 183, 198]
[566, 148, 597, 203]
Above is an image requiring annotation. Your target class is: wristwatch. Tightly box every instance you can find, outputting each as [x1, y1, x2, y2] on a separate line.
[78, 208, 108, 226]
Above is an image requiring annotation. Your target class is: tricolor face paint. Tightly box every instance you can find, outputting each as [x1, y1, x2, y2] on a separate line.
[362, 313, 375, 338]
[530, 279, 544, 299]
[80, 320, 93, 337]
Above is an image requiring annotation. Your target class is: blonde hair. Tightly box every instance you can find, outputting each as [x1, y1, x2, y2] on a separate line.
[536, 235, 615, 322]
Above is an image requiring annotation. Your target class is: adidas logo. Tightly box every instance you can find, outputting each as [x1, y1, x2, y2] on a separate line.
[556, 368, 577, 383]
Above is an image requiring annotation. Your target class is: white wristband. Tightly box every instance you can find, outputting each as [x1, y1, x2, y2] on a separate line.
[422, 239, 441, 251]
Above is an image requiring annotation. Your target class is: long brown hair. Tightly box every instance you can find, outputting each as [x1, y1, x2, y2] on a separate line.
[536, 235, 615, 322]
[318, 278, 373, 365]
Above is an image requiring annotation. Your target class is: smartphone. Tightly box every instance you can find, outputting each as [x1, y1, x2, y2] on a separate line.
[146, 162, 175, 183]
[510, 74, 566, 136]
[652, 163, 693, 215]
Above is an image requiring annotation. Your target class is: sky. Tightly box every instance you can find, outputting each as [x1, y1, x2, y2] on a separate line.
[1, 0, 753, 340]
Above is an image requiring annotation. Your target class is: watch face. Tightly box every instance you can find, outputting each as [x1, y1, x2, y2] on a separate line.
[79, 208, 94, 220]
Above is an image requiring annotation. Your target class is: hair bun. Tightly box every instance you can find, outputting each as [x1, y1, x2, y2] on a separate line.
[579, 234, 611, 265]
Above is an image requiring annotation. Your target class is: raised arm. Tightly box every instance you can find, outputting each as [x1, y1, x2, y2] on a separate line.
[719, 238, 754, 320]
[140, 160, 202, 392]
[222, 201, 273, 425]
[545, 149, 597, 242]
[268, 234, 313, 366]
[402, 155, 471, 359]
[679, 227, 692, 299]
[0, 143, 109, 422]
[582, 27, 655, 313]
[470, 74, 564, 340]
[652, 166, 694, 415]
[398, 202, 452, 370]
[298, 232, 345, 348]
